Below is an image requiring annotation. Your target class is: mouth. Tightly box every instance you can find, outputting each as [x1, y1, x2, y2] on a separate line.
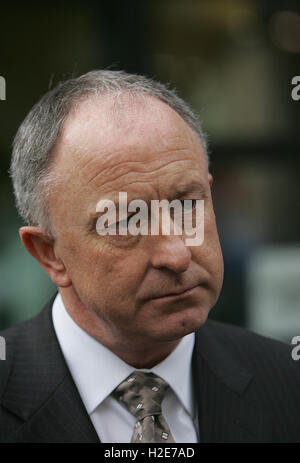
[152, 285, 199, 301]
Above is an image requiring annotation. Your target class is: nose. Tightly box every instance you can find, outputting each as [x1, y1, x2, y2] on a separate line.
[150, 234, 192, 273]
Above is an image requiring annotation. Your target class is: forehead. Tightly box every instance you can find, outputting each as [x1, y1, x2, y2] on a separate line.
[51, 94, 207, 199]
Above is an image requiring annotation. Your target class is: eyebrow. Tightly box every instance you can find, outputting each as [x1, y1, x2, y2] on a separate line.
[89, 181, 207, 219]
[171, 182, 208, 200]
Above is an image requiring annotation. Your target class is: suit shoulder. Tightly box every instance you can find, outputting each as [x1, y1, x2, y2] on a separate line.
[0, 295, 56, 381]
[0, 314, 42, 392]
[0, 312, 44, 355]
[205, 318, 288, 345]
[0, 315, 37, 340]
[0, 293, 56, 343]
[202, 318, 299, 377]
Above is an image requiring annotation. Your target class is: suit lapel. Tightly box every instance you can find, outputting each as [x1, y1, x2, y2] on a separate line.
[192, 321, 272, 443]
[9, 374, 100, 443]
[2, 295, 100, 443]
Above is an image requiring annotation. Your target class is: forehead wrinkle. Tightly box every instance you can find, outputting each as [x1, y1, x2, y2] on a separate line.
[76, 134, 201, 188]
[84, 156, 150, 188]
[76, 132, 196, 175]
[66, 138, 190, 183]
[85, 155, 200, 193]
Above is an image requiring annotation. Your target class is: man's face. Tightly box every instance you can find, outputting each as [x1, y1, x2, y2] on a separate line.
[49, 95, 224, 348]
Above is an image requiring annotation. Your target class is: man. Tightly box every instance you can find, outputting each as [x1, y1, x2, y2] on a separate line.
[0, 70, 299, 443]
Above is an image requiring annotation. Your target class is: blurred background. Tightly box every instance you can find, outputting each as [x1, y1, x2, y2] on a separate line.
[0, 0, 299, 342]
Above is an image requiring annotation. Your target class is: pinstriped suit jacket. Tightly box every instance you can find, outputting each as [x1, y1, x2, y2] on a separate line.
[0, 294, 300, 443]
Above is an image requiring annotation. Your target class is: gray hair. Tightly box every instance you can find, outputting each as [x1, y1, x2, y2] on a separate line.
[10, 69, 209, 236]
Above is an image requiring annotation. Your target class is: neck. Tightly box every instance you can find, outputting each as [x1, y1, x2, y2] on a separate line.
[111, 340, 182, 369]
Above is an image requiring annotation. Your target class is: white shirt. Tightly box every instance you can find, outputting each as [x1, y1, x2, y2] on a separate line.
[52, 293, 199, 443]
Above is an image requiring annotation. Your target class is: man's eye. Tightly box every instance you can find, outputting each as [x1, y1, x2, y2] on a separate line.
[116, 217, 130, 230]
[181, 199, 197, 211]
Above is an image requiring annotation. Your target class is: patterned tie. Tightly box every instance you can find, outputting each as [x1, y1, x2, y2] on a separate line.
[111, 370, 176, 443]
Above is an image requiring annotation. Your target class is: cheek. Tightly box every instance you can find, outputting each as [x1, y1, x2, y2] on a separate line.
[88, 255, 148, 317]
[103, 252, 146, 290]
[68, 238, 148, 298]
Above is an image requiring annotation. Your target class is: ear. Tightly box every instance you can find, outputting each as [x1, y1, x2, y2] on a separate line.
[208, 173, 213, 186]
[19, 226, 72, 288]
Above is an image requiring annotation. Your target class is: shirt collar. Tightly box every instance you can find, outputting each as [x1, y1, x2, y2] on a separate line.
[52, 293, 195, 417]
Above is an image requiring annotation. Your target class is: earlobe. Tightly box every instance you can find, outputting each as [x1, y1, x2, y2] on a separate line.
[19, 226, 72, 288]
[208, 173, 213, 186]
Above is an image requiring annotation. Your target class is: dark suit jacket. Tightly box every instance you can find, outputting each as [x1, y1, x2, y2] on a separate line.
[0, 294, 299, 443]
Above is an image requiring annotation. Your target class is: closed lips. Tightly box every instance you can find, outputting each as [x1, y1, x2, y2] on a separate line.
[153, 285, 198, 299]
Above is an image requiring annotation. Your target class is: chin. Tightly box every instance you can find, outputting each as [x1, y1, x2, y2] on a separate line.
[153, 307, 209, 341]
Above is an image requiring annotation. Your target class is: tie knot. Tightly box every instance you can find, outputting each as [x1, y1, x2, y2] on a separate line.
[112, 371, 170, 420]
